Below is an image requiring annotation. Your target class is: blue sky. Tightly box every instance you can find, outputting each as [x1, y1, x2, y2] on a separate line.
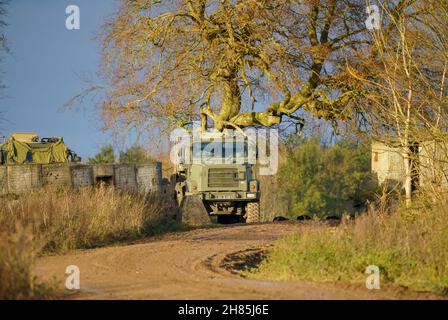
[0, 0, 123, 158]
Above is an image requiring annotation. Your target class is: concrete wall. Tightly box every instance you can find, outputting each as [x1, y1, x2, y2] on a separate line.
[372, 140, 448, 189]
[0, 166, 7, 195]
[136, 163, 162, 194]
[419, 141, 448, 188]
[0, 162, 162, 195]
[6, 165, 42, 194]
[371, 141, 405, 186]
[72, 165, 94, 189]
[42, 164, 72, 187]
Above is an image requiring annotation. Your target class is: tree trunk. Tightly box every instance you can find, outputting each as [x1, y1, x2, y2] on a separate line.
[403, 148, 412, 207]
[213, 68, 241, 131]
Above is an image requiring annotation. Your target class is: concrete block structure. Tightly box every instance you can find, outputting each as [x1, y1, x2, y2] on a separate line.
[371, 141, 406, 186]
[0, 162, 162, 195]
[372, 140, 448, 189]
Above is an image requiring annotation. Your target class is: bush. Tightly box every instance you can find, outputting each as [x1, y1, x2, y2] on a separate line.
[278, 139, 375, 218]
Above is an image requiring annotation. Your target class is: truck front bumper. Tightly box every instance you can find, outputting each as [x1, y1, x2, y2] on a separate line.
[187, 191, 260, 201]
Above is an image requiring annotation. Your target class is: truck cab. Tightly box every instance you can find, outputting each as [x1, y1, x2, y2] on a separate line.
[173, 132, 261, 223]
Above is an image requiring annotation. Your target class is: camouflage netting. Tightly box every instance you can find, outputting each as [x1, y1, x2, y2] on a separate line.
[2, 137, 69, 164]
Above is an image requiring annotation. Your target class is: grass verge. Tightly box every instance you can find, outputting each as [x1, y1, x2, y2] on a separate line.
[247, 198, 448, 295]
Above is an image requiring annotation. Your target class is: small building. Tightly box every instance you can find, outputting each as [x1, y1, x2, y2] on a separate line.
[371, 141, 406, 187]
[372, 140, 448, 189]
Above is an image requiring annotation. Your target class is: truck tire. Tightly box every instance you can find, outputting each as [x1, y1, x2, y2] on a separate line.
[246, 202, 260, 223]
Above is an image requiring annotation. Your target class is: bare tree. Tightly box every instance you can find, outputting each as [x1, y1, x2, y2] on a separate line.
[100, 0, 383, 133]
[349, 0, 448, 205]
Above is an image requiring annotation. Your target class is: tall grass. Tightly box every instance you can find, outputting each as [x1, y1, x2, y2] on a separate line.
[0, 186, 176, 299]
[249, 196, 448, 295]
[0, 226, 53, 299]
[0, 186, 174, 251]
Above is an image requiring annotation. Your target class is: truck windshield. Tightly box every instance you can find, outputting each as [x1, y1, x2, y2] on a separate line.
[192, 141, 247, 159]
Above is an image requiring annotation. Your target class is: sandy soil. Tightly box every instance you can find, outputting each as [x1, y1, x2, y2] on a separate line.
[35, 222, 441, 300]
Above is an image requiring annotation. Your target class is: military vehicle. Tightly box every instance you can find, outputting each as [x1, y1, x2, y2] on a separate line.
[172, 132, 260, 225]
[0, 133, 81, 165]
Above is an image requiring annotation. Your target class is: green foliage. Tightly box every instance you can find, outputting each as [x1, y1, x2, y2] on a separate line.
[279, 138, 375, 218]
[87, 145, 115, 164]
[118, 144, 153, 164]
[248, 199, 448, 295]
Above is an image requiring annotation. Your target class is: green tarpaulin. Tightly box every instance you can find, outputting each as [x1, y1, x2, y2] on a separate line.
[3, 137, 68, 164]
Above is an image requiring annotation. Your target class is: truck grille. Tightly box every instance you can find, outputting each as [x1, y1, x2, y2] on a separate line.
[208, 168, 239, 188]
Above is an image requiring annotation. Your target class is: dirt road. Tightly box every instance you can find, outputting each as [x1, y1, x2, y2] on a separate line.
[35, 222, 439, 300]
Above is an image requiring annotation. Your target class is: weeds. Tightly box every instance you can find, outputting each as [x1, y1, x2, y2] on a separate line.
[249, 196, 448, 295]
[0, 226, 53, 299]
[0, 186, 175, 299]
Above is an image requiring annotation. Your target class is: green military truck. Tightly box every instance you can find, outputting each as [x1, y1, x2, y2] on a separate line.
[0, 133, 81, 165]
[172, 132, 260, 225]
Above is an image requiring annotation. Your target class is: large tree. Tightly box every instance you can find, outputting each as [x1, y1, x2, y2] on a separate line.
[100, 0, 379, 133]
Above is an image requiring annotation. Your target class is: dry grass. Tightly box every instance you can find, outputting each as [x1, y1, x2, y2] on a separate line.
[249, 196, 448, 295]
[0, 226, 53, 299]
[0, 186, 174, 251]
[0, 186, 177, 299]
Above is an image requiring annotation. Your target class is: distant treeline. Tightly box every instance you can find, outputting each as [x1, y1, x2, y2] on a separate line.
[87, 144, 154, 164]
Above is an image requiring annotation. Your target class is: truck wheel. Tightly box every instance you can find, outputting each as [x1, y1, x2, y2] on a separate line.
[246, 202, 260, 223]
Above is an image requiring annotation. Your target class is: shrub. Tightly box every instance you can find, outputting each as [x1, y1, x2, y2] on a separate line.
[250, 196, 448, 295]
[278, 139, 375, 218]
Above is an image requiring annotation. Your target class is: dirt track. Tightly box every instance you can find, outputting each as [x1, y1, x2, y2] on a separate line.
[35, 222, 440, 300]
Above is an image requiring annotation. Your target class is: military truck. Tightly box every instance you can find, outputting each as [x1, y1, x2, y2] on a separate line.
[172, 132, 260, 225]
[0, 133, 81, 165]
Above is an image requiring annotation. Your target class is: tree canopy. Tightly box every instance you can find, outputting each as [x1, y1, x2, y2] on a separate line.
[118, 144, 154, 163]
[100, 0, 383, 133]
[87, 144, 154, 164]
[87, 145, 115, 164]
